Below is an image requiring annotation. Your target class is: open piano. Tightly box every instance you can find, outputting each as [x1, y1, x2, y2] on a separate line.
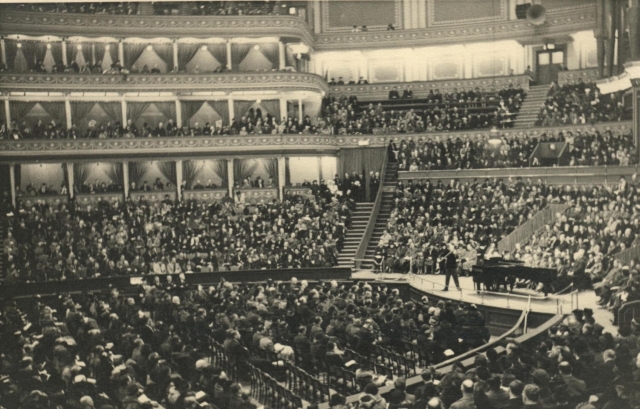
[471, 257, 557, 296]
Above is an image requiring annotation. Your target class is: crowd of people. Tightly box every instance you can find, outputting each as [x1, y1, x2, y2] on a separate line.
[3, 181, 355, 283]
[7, 2, 138, 14]
[173, 1, 292, 16]
[535, 80, 630, 127]
[323, 85, 526, 135]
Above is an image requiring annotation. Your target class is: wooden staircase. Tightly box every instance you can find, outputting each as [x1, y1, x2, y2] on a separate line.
[513, 84, 549, 128]
[336, 202, 374, 268]
[359, 161, 399, 270]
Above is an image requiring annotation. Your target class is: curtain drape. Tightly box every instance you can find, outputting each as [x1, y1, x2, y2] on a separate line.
[230, 44, 252, 69]
[104, 163, 124, 187]
[285, 157, 291, 186]
[338, 147, 385, 200]
[153, 44, 174, 70]
[264, 158, 278, 183]
[212, 159, 228, 187]
[127, 102, 151, 125]
[40, 102, 67, 126]
[67, 43, 91, 67]
[285, 46, 296, 68]
[258, 43, 279, 68]
[94, 43, 117, 67]
[128, 163, 148, 186]
[71, 102, 96, 127]
[181, 101, 204, 122]
[123, 43, 147, 68]
[157, 162, 177, 185]
[98, 102, 122, 124]
[177, 43, 200, 70]
[233, 101, 255, 120]
[94, 43, 106, 65]
[233, 159, 258, 184]
[50, 42, 63, 67]
[260, 100, 280, 119]
[154, 102, 176, 123]
[209, 44, 227, 67]
[182, 160, 203, 188]
[209, 101, 229, 124]
[5, 40, 18, 71]
[73, 163, 90, 188]
[13, 48, 29, 73]
[361, 147, 385, 201]
[21, 41, 46, 69]
[10, 102, 38, 124]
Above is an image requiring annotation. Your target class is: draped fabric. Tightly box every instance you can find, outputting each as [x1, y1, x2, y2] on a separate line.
[285, 46, 296, 68]
[285, 157, 291, 186]
[123, 43, 147, 68]
[5, 40, 18, 71]
[154, 102, 176, 123]
[70, 102, 96, 127]
[94, 43, 117, 69]
[209, 44, 227, 66]
[94, 43, 106, 65]
[67, 43, 91, 67]
[104, 163, 124, 186]
[177, 43, 200, 70]
[361, 147, 386, 201]
[50, 42, 63, 67]
[230, 44, 252, 69]
[260, 100, 280, 119]
[181, 101, 204, 122]
[182, 160, 203, 188]
[264, 158, 278, 183]
[157, 162, 177, 185]
[153, 44, 174, 70]
[233, 100, 254, 120]
[210, 101, 229, 124]
[21, 41, 46, 69]
[39, 102, 67, 126]
[73, 163, 90, 188]
[212, 159, 228, 187]
[10, 102, 38, 124]
[128, 163, 148, 186]
[233, 159, 258, 184]
[338, 147, 386, 201]
[258, 43, 279, 68]
[127, 102, 151, 125]
[98, 102, 122, 124]
[13, 47, 29, 72]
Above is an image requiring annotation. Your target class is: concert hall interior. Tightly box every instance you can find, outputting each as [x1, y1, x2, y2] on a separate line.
[2, 0, 640, 408]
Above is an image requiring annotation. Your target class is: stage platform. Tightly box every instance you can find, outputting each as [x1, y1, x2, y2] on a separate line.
[352, 271, 618, 335]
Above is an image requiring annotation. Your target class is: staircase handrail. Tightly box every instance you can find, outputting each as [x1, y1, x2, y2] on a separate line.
[354, 153, 389, 269]
[497, 203, 570, 254]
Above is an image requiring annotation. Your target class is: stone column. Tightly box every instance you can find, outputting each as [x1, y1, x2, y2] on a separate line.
[278, 41, 286, 70]
[175, 99, 182, 128]
[279, 97, 287, 121]
[91, 44, 96, 65]
[61, 38, 68, 66]
[226, 41, 232, 70]
[66, 163, 74, 199]
[118, 40, 125, 65]
[4, 98, 10, 127]
[121, 98, 128, 125]
[176, 160, 183, 201]
[64, 96, 72, 130]
[298, 98, 303, 122]
[123, 162, 130, 199]
[226, 159, 234, 198]
[0, 38, 6, 67]
[172, 40, 179, 71]
[277, 157, 286, 200]
[228, 98, 235, 125]
[9, 164, 16, 208]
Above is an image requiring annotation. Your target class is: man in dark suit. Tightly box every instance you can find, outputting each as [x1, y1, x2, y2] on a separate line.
[443, 244, 461, 292]
[369, 171, 380, 201]
[499, 380, 524, 409]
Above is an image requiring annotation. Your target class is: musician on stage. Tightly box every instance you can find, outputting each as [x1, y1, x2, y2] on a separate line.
[443, 244, 461, 291]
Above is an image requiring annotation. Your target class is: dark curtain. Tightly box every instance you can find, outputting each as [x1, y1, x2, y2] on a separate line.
[260, 100, 280, 119]
[73, 163, 90, 188]
[94, 43, 117, 65]
[181, 101, 204, 122]
[182, 160, 203, 188]
[123, 43, 147, 68]
[154, 102, 176, 123]
[157, 162, 177, 185]
[40, 102, 67, 126]
[67, 43, 91, 65]
[361, 147, 386, 201]
[285, 157, 291, 186]
[177, 43, 200, 70]
[127, 102, 151, 125]
[22, 41, 46, 69]
[210, 44, 227, 67]
[264, 158, 278, 183]
[71, 102, 96, 127]
[104, 163, 124, 186]
[233, 159, 258, 185]
[230, 44, 252, 69]
[258, 43, 279, 68]
[210, 101, 229, 124]
[13, 47, 28, 72]
[153, 44, 174, 70]
[285, 46, 296, 68]
[10, 102, 38, 124]
[5, 40, 18, 71]
[212, 159, 228, 187]
[98, 102, 122, 124]
[50, 42, 63, 67]
[233, 101, 254, 120]
[0, 103, 4, 127]
[128, 162, 148, 186]
[337, 149, 364, 179]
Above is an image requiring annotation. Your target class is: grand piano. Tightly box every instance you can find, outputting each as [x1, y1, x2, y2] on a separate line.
[471, 258, 557, 296]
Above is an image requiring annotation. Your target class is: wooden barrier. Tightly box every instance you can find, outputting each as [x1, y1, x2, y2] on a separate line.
[497, 203, 570, 254]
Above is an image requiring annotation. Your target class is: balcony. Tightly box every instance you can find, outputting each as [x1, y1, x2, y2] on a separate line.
[0, 10, 314, 46]
[0, 71, 329, 94]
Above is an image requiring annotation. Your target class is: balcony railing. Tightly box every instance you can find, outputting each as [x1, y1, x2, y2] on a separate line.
[0, 72, 329, 94]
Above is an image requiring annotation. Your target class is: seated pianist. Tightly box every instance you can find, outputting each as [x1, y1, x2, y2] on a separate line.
[389, 89, 400, 99]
